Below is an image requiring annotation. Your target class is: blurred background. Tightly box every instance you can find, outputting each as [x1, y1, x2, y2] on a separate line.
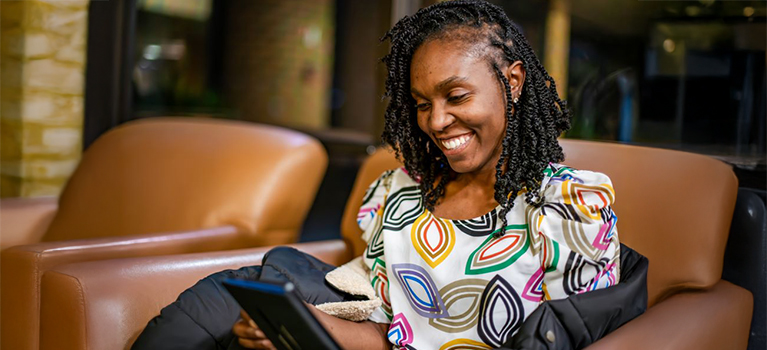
[1, 0, 765, 241]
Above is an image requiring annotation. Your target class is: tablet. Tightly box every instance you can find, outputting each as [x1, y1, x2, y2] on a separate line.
[223, 278, 342, 350]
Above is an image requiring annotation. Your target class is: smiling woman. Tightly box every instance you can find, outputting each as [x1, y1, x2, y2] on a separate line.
[228, 1, 640, 349]
[231, 1, 631, 350]
[381, 1, 572, 236]
[347, 3, 623, 347]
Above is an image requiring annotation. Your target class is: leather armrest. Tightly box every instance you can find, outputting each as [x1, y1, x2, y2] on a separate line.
[0, 197, 58, 250]
[39, 240, 350, 350]
[1, 226, 245, 350]
[586, 280, 753, 350]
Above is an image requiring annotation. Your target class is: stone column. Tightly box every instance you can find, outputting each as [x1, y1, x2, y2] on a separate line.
[222, 0, 335, 129]
[544, 0, 571, 99]
[1, 0, 88, 197]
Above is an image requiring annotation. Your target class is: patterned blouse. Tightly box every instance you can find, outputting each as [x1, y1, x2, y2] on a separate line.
[357, 164, 620, 349]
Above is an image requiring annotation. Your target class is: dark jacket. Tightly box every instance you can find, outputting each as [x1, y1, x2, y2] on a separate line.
[502, 244, 648, 349]
[132, 245, 647, 350]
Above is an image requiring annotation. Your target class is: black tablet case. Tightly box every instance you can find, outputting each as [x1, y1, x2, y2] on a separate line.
[223, 279, 342, 350]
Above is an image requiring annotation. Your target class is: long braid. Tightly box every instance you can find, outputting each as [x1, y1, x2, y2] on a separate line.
[381, 0, 571, 235]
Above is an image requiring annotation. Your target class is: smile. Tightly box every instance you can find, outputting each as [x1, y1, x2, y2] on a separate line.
[440, 133, 473, 151]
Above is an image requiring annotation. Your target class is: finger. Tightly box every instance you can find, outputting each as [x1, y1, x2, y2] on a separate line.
[258, 339, 276, 350]
[240, 309, 253, 322]
[232, 320, 256, 339]
[237, 337, 261, 349]
[234, 319, 270, 341]
[238, 337, 276, 350]
[252, 327, 266, 339]
[240, 309, 259, 328]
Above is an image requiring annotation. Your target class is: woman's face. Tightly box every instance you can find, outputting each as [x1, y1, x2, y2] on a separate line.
[410, 38, 509, 176]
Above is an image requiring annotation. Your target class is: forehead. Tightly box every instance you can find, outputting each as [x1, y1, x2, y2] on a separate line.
[410, 38, 488, 90]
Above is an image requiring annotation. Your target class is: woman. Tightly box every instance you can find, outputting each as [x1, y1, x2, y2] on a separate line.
[234, 1, 625, 349]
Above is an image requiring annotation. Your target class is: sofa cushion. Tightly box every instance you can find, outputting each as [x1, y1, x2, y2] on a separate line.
[131, 247, 352, 350]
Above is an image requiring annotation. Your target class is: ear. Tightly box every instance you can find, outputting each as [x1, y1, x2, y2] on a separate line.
[504, 60, 526, 100]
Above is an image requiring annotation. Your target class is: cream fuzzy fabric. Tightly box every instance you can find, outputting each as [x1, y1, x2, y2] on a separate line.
[316, 256, 382, 321]
[315, 299, 382, 322]
[324, 257, 376, 299]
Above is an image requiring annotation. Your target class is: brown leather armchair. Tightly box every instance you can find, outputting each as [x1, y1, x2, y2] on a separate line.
[1, 117, 328, 350]
[38, 139, 752, 350]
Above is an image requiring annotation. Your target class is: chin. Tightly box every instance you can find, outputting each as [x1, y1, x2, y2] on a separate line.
[445, 158, 478, 174]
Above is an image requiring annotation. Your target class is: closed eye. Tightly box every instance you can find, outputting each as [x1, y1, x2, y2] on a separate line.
[415, 102, 431, 111]
[447, 93, 469, 104]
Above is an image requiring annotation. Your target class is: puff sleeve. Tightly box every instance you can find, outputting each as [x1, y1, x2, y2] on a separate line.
[358, 170, 396, 323]
[527, 165, 621, 301]
[357, 170, 394, 233]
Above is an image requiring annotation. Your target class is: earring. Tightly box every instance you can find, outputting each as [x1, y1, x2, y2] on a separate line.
[511, 92, 520, 117]
[426, 141, 430, 153]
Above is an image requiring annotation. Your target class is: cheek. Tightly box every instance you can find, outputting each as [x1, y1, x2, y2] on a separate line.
[490, 114, 507, 141]
[415, 112, 435, 142]
[464, 101, 505, 134]
[416, 112, 428, 134]
[474, 109, 507, 146]
[487, 94, 508, 133]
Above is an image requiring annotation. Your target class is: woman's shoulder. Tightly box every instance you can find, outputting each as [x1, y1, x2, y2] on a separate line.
[541, 163, 616, 208]
[367, 167, 420, 193]
[544, 163, 614, 182]
[357, 167, 419, 231]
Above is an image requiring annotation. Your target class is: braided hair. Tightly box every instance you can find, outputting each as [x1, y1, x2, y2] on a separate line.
[381, 0, 571, 237]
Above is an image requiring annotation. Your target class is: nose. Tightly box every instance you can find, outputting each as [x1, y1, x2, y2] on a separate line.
[428, 102, 454, 132]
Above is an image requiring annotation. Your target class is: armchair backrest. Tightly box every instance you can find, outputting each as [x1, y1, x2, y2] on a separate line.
[340, 140, 738, 307]
[44, 117, 327, 246]
[559, 139, 737, 306]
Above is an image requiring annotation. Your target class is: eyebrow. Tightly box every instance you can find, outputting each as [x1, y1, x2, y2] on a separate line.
[411, 75, 469, 97]
[436, 76, 469, 90]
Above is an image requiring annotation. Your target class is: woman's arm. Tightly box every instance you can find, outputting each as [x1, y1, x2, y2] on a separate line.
[308, 304, 391, 350]
[532, 168, 621, 300]
[234, 306, 391, 350]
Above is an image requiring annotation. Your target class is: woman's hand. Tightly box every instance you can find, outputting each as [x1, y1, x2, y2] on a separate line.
[232, 309, 275, 350]
[233, 304, 390, 350]
[307, 303, 391, 350]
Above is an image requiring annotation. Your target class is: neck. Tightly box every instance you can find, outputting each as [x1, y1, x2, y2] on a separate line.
[450, 154, 502, 204]
[454, 146, 504, 189]
[454, 164, 497, 189]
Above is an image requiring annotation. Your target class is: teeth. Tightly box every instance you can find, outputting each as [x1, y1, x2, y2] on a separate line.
[442, 135, 470, 150]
